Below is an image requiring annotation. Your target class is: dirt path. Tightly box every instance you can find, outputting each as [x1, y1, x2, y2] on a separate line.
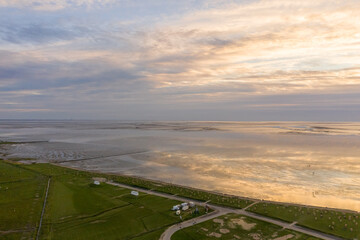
[242, 201, 259, 210]
[0, 229, 33, 235]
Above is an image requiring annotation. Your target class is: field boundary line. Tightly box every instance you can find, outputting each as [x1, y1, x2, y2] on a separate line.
[36, 177, 51, 240]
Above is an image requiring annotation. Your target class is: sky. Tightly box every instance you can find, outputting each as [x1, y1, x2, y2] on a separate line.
[0, 0, 360, 121]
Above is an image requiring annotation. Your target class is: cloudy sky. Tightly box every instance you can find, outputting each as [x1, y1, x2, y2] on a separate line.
[1, 0, 360, 120]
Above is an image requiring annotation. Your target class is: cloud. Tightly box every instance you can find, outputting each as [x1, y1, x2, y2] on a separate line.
[0, 0, 360, 119]
[0, 24, 82, 44]
[0, 108, 53, 112]
[0, 0, 236, 11]
[0, 0, 118, 11]
[0, 50, 144, 94]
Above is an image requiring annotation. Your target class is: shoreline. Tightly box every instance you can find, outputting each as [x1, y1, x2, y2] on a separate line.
[49, 161, 359, 215]
[3, 159, 359, 239]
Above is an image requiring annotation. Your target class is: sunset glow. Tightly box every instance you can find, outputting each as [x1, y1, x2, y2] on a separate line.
[1, 0, 360, 120]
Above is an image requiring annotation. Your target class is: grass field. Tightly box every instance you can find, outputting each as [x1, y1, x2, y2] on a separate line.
[154, 185, 252, 209]
[96, 172, 253, 209]
[2, 160, 358, 240]
[248, 202, 360, 239]
[0, 161, 48, 240]
[171, 213, 320, 240]
[1, 162, 206, 240]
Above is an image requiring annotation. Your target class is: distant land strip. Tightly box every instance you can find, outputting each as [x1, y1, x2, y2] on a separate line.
[54, 150, 149, 163]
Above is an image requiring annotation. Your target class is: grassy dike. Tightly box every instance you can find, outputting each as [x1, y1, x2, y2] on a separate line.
[247, 202, 360, 239]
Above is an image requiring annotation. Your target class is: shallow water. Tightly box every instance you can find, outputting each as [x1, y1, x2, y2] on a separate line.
[1, 120, 360, 211]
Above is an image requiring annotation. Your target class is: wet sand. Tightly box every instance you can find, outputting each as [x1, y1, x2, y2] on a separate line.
[1, 120, 360, 211]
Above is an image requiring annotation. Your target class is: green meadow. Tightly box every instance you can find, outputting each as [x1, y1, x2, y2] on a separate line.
[93, 171, 253, 209]
[172, 213, 320, 240]
[154, 185, 252, 209]
[0, 161, 205, 240]
[0, 161, 48, 240]
[1, 159, 359, 240]
[248, 202, 360, 239]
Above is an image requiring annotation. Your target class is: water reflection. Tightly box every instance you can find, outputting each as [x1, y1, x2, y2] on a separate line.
[1, 120, 360, 211]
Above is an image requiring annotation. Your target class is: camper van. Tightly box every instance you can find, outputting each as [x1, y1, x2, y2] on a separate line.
[180, 202, 188, 207]
[172, 205, 180, 211]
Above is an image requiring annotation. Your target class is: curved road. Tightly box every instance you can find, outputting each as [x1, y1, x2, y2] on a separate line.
[106, 182, 342, 240]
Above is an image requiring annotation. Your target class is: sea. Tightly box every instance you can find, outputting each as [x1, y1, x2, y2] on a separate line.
[1, 120, 359, 212]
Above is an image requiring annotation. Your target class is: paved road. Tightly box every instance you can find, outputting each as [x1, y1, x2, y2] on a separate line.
[106, 182, 342, 240]
[160, 210, 230, 240]
[234, 210, 343, 240]
[107, 181, 225, 209]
